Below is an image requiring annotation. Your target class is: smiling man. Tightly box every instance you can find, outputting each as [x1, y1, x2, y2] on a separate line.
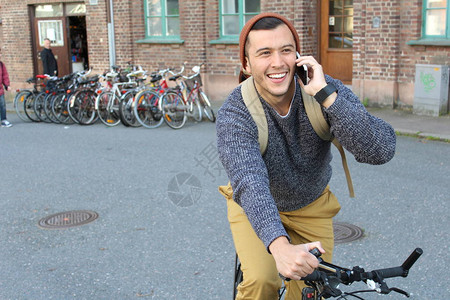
[216, 13, 396, 300]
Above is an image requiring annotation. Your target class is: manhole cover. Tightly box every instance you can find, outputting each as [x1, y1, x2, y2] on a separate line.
[38, 210, 99, 229]
[333, 222, 364, 244]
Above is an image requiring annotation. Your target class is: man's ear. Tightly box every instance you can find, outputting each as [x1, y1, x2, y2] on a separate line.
[244, 57, 252, 75]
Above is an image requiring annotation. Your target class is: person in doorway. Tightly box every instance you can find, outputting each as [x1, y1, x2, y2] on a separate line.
[41, 38, 58, 76]
[216, 13, 396, 300]
[0, 48, 12, 127]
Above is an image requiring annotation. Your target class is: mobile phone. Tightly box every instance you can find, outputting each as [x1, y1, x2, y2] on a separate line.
[296, 52, 308, 85]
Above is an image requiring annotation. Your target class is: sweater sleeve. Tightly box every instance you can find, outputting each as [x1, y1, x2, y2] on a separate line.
[1, 62, 9, 87]
[323, 76, 396, 165]
[216, 87, 289, 251]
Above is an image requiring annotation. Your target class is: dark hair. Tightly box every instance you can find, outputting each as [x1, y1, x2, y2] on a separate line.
[251, 17, 285, 31]
[245, 17, 286, 57]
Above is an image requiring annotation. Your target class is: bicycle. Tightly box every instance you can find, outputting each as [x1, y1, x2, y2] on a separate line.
[67, 74, 101, 125]
[159, 65, 205, 129]
[184, 64, 215, 122]
[131, 68, 172, 129]
[233, 248, 423, 299]
[95, 66, 143, 126]
[13, 75, 48, 122]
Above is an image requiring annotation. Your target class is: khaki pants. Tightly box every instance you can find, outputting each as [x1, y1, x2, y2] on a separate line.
[219, 184, 341, 300]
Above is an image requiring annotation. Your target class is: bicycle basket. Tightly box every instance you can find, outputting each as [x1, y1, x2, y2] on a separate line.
[185, 74, 202, 91]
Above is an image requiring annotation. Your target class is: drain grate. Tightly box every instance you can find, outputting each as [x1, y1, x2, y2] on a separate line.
[333, 222, 364, 244]
[38, 210, 99, 229]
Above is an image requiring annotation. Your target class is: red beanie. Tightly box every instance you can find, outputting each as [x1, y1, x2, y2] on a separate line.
[239, 13, 300, 83]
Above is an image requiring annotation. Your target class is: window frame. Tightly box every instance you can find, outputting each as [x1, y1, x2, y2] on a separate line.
[139, 0, 183, 44]
[212, 0, 260, 43]
[421, 0, 449, 39]
[407, 0, 450, 46]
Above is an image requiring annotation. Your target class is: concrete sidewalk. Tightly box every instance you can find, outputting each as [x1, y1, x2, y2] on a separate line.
[367, 107, 450, 142]
[4, 98, 450, 142]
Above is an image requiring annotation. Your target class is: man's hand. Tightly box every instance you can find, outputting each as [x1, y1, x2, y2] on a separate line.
[269, 236, 325, 280]
[295, 55, 337, 108]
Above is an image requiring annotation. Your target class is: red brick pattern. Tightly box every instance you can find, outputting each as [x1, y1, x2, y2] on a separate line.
[0, 0, 448, 105]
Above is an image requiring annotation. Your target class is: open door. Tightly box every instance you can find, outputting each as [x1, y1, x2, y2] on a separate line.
[320, 0, 353, 84]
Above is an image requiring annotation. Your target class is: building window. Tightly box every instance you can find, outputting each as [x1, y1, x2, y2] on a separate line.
[220, 0, 260, 39]
[38, 20, 64, 46]
[144, 0, 180, 39]
[422, 0, 449, 39]
[35, 4, 63, 18]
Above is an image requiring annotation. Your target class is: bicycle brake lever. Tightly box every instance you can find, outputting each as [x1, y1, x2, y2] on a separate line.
[390, 287, 410, 298]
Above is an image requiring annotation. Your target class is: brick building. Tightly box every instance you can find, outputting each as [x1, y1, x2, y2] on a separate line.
[0, 0, 449, 109]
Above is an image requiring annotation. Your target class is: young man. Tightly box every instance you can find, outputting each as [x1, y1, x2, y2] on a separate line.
[216, 13, 396, 300]
[41, 38, 58, 76]
[0, 48, 11, 127]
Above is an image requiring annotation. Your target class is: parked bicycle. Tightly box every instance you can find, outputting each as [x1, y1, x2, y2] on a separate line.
[159, 63, 209, 129]
[131, 67, 176, 129]
[14, 75, 50, 122]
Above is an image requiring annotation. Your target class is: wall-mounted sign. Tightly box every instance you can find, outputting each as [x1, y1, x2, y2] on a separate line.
[373, 17, 381, 28]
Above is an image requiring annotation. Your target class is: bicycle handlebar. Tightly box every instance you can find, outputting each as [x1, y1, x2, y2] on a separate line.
[296, 248, 422, 298]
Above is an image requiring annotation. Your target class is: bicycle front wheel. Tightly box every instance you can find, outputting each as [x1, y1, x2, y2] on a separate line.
[119, 91, 141, 127]
[199, 91, 215, 122]
[52, 93, 73, 124]
[160, 91, 187, 129]
[24, 93, 40, 122]
[73, 90, 98, 125]
[96, 91, 121, 126]
[14, 91, 32, 122]
[34, 92, 51, 122]
[190, 94, 203, 122]
[133, 90, 164, 129]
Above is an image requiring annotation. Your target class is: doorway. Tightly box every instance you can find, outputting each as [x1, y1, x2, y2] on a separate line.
[32, 3, 88, 77]
[320, 0, 353, 84]
[68, 16, 89, 72]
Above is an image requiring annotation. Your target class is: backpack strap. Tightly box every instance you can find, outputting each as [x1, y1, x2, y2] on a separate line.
[241, 76, 354, 198]
[300, 88, 355, 198]
[241, 77, 268, 154]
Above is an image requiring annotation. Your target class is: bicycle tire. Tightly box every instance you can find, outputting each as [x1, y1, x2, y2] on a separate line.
[33, 92, 51, 122]
[133, 90, 164, 129]
[199, 91, 215, 122]
[23, 93, 40, 122]
[44, 93, 60, 123]
[119, 91, 141, 127]
[67, 93, 81, 124]
[96, 91, 121, 126]
[73, 90, 98, 125]
[52, 93, 74, 124]
[14, 90, 32, 122]
[160, 91, 187, 129]
[190, 94, 203, 122]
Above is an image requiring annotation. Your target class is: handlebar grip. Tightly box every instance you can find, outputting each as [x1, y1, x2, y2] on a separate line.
[301, 270, 321, 281]
[371, 266, 406, 279]
[401, 248, 423, 271]
[279, 248, 323, 282]
[310, 248, 321, 258]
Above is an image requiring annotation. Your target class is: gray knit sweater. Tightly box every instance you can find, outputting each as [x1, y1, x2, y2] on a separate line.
[216, 76, 396, 249]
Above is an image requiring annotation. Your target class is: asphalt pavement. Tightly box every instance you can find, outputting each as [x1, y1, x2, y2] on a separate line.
[1, 99, 449, 299]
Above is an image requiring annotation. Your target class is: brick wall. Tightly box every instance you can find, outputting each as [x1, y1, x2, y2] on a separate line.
[2, 0, 448, 106]
[353, 0, 450, 108]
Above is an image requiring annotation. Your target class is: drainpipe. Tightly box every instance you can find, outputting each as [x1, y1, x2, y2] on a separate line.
[106, 0, 116, 67]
